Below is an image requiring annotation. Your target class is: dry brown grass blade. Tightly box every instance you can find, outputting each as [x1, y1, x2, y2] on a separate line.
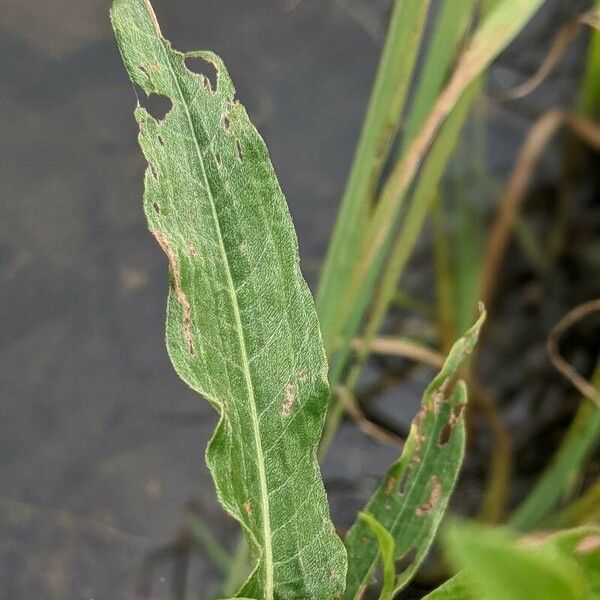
[498, 8, 600, 102]
[480, 111, 600, 309]
[351, 337, 445, 369]
[547, 299, 600, 407]
[335, 385, 404, 448]
[498, 17, 582, 101]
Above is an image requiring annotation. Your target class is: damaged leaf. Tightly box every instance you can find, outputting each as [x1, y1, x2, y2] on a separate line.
[343, 309, 486, 599]
[110, 1, 347, 598]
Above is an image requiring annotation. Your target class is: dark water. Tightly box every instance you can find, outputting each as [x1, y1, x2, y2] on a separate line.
[0, 1, 589, 598]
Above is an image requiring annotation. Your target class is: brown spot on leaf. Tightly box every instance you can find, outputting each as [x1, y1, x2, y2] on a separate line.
[235, 139, 244, 162]
[432, 376, 456, 416]
[385, 476, 397, 494]
[411, 405, 428, 461]
[416, 476, 442, 516]
[282, 382, 295, 417]
[152, 230, 195, 356]
[243, 501, 252, 517]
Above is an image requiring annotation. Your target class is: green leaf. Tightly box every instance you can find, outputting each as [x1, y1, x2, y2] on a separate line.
[426, 526, 600, 600]
[343, 310, 486, 599]
[110, 1, 347, 598]
[444, 522, 591, 600]
[358, 512, 396, 600]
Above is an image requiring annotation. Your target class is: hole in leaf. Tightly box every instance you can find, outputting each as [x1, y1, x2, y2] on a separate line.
[157, 135, 165, 147]
[153, 202, 161, 214]
[222, 114, 231, 132]
[236, 140, 244, 162]
[184, 55, 218, 92]
[148, 163, 158, 180]
[438, 404, 464, 447]
[416, 476, 442, 516]
[139, 92, 172, 121]
[395, 547, 417, 575]
[215, 152, 222, 167]
[438, 423, 452, 446]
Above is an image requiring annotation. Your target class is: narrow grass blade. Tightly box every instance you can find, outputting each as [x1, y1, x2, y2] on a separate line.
[353, 82, 481, 371]
[552, 478, 600, 528]
[509, 363, 600, 532]
[110, 1, 347, 597]
[580, 0, 600, 117]
[343, 311, 485, 599]
[351, 0, 546, 321]
[402, 0, 476, 150]
[318, 0, 430, 348]
[323, 0, 544, 396]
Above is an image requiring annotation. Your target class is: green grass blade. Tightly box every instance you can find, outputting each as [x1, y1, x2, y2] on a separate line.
[552, 478, 600, 528]
[317, 0, 430, 347]
[186, 512, 232, 574]
[321, 0, 545, 398]
[343, 312, 485, 599]
[443, 522, 591, 600]
[580, 0, 600, 117]
[356, 0, 546, 305]
[402, 0, 476, 151]
[319, 82, 479, 452]
[509, 363, 600, 532]
[110, 1, 347, 597]
[353, 81, 481, 371]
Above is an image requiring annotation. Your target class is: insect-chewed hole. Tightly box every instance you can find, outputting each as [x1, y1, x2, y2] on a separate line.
[138, 92, 172, 121]
[184, 55, 218, 92]
[439, 404, 464, 446]
[215, 151, 222, 167]
[438, 422, 452, 446]
[222, 114, 231, 132]
[235, 140, 244, 162]
[152, 202, 161, 214]
[157, 135, 165, 147]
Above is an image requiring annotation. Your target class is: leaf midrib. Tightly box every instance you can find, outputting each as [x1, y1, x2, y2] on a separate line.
[148, 9, 274, 596]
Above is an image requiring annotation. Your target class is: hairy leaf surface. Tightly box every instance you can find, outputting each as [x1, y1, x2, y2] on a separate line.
[110, 1, 347, 597]
[343, 311, 485, 598]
